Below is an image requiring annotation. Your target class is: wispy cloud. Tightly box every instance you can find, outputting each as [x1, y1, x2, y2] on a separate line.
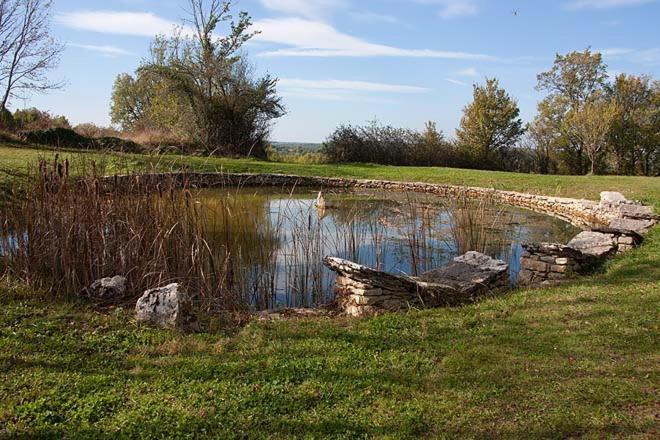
[69, 43, 133, 56]
[56, 11, 181, 37]
[260, 0, 346, 19]
[445, 78, 468, 86]
[56, 10, 497, 61]
[598, 47, 660, 64]
[254, 17, 496, 59]
[349, 11, 399, 24]
[456, 67, 479, 77]
[413, 0, 479, 18]
[567, 0, 656, 9]
[279, 78, 430, 93]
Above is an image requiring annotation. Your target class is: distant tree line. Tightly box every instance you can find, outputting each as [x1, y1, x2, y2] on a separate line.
[324, 49, 659, 176]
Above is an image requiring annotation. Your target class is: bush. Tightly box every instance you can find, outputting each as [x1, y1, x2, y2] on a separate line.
[73, 123, 121, 139]
[322, 121, 457, 167]
[13, 108, 70, 131]
[18, 128, 143, 153]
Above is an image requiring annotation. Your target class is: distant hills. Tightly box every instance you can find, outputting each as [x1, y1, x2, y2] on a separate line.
[270, 142, 323, 152]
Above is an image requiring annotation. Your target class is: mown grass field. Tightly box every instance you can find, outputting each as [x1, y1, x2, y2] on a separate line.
[1, 143, 659, 204]
[1, 143, 659, 438]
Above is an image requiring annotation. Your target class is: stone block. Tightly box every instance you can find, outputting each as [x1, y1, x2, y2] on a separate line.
[617, 236, 634, 245]
[555, 258, 569, 265]
[522, 259, 549, 273]
[550, 265, 569, 273]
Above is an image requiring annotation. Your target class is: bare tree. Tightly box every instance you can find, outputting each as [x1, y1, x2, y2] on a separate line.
[0, 0, 63, 110]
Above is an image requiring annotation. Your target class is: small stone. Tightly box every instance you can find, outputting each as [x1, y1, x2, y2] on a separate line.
[79, 275, 127, 301]
[540, 256, 556, 263]
[555, 258, 569, 265]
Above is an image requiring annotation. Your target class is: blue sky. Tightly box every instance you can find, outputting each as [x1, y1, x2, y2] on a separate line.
[23, 0, 660, 142]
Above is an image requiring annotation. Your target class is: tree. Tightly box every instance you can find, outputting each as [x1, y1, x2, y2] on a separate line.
[607, 74, 657, 175]
[110, 70, 192, 139]
[566, 97, 616, 174]
[414, 121, 453, 166]
[141, 0, 285, 156]
[0, 0, 63, 110]
[535, 49, 608, 174]
[456, 78, 524, 168]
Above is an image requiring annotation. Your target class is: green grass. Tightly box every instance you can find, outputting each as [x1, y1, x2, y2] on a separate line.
[1, 143, 659, 438]
[1, 143, 659, 204]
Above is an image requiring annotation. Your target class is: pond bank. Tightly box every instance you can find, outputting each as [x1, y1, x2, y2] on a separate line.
[105, 172, 657, 229]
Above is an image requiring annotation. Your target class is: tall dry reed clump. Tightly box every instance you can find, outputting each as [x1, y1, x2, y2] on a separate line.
[444, 189, 506, 255]
[0, 157, 245, 311]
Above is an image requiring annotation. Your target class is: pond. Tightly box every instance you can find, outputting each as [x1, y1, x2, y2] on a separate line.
[196, 188, 581, 309]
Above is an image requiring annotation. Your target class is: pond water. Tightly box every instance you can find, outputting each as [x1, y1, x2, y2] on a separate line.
[196, 188, 581, 309]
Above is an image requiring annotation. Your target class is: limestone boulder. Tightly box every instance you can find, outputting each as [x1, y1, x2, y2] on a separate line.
[609, 218, 655, 234]
[135, 283, 198, 331]
[79, 275, 127, 301]
[567, 231, 616, 258]
[420, 251, 508, 296]
[599, 191, 628, 206]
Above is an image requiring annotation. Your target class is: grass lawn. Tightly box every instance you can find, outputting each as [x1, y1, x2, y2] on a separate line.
[1, 143, 659, 438]
[1, 143, 659, 204]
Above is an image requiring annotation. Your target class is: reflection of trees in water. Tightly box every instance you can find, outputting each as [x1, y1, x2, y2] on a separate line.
[194, 188, 581, 308]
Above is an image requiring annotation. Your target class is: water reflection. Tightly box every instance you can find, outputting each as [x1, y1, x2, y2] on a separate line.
[196, 188, 580, 308]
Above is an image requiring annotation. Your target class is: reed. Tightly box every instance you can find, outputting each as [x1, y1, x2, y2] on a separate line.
[0, 161, 509, 312]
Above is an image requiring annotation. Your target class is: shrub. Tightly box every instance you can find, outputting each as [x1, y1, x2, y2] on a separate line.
[322, 120, 457, 167]
[13, 108, 70, 131]
[18, 127, 143, 153]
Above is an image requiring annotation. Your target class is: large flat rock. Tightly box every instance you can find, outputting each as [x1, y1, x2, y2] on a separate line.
[609, 217, 655, 234]
[419, 251, 508, 293]
[567, 231, 616, 257]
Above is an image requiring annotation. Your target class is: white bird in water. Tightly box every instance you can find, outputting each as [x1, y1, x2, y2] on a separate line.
[315, 191, 334, 209]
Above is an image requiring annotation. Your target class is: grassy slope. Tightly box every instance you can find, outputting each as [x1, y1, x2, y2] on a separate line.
[1, 144, 659, 204]
[1, 143, 659, 438]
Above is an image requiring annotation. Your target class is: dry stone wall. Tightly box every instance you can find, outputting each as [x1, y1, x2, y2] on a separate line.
[325, 252, 510, 317]
[105, 172, 656, 229]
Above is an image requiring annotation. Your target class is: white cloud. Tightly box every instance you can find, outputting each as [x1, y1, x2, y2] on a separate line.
[598, 47, 660, 64]
[56, 11, 496, 61]
[445, 78, 468, 86]
[456, 67, 478, 76]
[349, 11, 399, 24]
[260, 0, 346, 18]
[69, 43, 133, 56]
[253, 17, 496, 59]
[568, 0, 655, 9]
[413, 0, 479, 18]
[56, 11, 182, 37]
[278, 77, 405, 102]
[279, 78, 429, 93]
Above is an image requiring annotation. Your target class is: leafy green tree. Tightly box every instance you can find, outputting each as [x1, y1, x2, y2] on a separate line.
[456, 78, 524, 168]
[110, 70, 192, 139]
[607, 74, 657, 175]
[142, 0, 284, 157]
[535, 49, 608, 174]
[566, 97, 617, 174]
[413, 121, 453, 166]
